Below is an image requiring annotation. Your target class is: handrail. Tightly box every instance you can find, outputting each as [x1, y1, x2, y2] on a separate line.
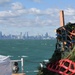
[11, 58, 24, 73]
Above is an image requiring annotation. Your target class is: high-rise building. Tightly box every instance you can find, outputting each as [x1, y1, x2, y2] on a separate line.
[45, 32, 49, 38]
[0, 31, 2, 39]
[19, 32, 22, 39]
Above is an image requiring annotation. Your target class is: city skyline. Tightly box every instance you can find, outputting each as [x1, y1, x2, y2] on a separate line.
[0, 31, 51, 36]
[0, 31, 54, 40]
[0, 0, 75, 37]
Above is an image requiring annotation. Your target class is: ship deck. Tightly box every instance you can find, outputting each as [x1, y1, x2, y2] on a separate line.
[12, 73, 25, 75]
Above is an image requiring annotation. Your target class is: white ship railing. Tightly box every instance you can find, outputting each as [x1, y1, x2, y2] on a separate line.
[11, 58, 24, 73]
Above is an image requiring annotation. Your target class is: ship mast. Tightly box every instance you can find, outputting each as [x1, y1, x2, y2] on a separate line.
[60, 10, 65, 26]
[60, 10, 66, 51]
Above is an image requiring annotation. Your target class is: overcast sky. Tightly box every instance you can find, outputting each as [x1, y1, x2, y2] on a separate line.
[0, 0, 75, 37]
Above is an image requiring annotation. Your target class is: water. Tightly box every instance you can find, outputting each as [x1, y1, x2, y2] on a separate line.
[0, 39, 56, 75]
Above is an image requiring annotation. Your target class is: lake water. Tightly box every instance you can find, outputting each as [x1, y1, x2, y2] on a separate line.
[0, 39, 56, 75]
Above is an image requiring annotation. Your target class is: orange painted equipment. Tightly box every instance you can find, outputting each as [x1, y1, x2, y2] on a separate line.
[47, 59, 75, 75]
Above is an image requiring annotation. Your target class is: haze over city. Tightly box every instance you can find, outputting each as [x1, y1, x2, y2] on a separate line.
[0, 0, 75, 37]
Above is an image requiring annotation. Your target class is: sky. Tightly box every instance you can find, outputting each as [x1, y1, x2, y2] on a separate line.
[0, 0, 75, 37]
